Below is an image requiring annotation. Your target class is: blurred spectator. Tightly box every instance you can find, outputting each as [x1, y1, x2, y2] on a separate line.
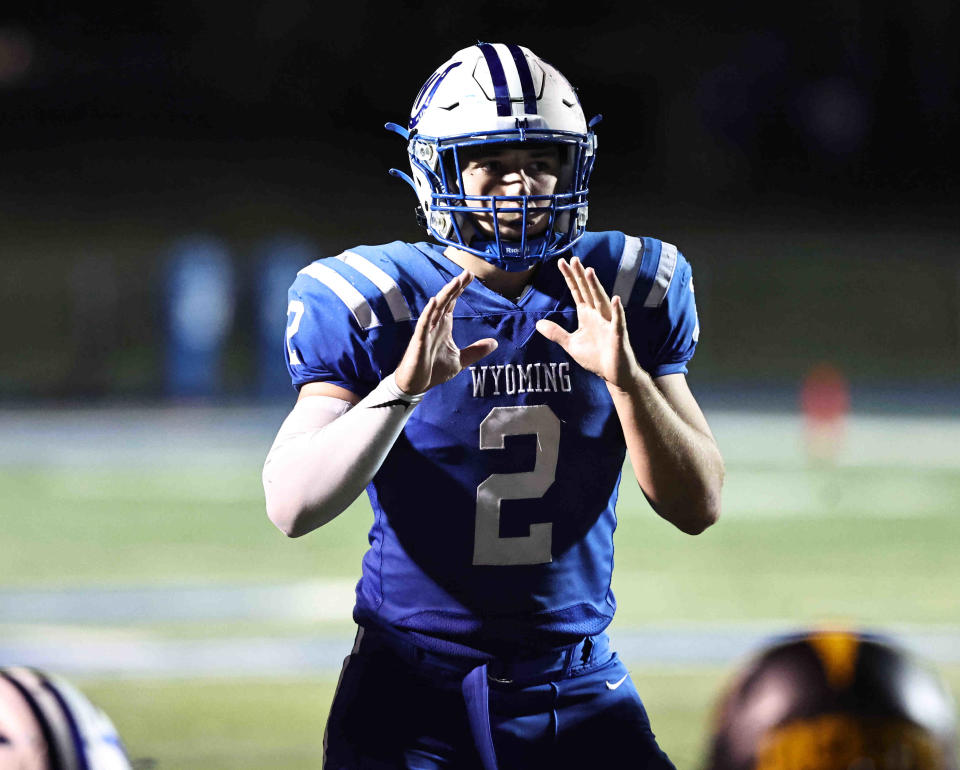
[163, 235, 235, 399]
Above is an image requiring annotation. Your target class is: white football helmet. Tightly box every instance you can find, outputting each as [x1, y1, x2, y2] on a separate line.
[387, 43, 599, 270]
[0, 667, 132, 769]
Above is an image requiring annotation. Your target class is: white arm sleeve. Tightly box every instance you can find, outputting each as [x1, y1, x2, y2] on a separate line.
[262, 373, 424, 537]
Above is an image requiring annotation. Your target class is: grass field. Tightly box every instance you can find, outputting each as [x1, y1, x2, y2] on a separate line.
[76, 665, 960, 770]
[75, 671, 731, 770]
[4, 462, 959, 625]
[2, 407, 959, 768]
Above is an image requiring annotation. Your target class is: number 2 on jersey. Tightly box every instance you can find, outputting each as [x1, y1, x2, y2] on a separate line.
[473, 405, 560, 566]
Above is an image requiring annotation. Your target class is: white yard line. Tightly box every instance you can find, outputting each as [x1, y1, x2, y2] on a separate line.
[2, 406, 960, 469]
[2, 582, 959, 675]
[2, 623, 958, 677]
[0, 581, 357, 624]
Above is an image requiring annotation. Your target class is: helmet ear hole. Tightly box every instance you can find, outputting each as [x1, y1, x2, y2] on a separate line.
[429, 210, 451, 236]
[413, 141, 435, 164]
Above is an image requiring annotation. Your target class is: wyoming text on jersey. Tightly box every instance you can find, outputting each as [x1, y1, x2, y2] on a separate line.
[469, 361, 573, 397]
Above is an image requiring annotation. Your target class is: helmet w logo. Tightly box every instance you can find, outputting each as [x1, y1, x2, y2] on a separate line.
[409, 61, 461, 130]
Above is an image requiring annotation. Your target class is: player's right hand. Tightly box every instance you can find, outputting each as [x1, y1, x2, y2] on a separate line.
[394, 272, 498, 395]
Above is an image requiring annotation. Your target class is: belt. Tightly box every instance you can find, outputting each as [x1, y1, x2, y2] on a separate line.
[353, 625, 608, 770]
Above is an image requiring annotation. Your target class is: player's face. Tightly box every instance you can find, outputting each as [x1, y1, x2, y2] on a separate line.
[0, 678, 47, 770]
[459, 143, 561, 240]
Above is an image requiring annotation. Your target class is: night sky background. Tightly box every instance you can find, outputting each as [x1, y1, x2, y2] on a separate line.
[1, 1, 958, 399]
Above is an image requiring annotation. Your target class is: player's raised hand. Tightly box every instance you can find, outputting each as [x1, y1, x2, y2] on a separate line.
[394, 272, 498, 395]
[536, 257, 640, 390]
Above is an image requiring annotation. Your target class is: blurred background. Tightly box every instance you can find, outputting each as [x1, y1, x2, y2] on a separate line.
[1, 2, 958, 768]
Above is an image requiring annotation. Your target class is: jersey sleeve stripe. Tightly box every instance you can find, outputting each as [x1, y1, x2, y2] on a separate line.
[611, 235, 644, 306]
[297, 262, 381, 330]
[337, 251, 413, 323]
[643, 241, 678, 308]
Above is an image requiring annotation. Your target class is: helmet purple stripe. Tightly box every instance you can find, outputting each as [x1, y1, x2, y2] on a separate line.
[505, 44, 538, 115]
[476, 43, 513, 117]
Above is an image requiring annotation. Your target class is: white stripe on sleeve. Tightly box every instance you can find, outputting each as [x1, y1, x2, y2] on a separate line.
[643, 241, 678, 308]
[336, 251, 412, 322]
[298, 262, 381, 330]
[611, 235, 644, 306]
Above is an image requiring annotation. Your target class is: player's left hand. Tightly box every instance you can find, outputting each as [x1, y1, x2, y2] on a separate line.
[535, 257, 641, 390]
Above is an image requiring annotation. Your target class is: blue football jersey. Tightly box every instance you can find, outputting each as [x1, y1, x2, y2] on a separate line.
[285, 231, 699, 655]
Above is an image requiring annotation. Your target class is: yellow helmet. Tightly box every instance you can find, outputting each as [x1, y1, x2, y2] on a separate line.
[703, 630, 958, 770]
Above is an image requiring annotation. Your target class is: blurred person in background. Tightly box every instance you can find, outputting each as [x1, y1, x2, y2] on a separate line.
[0, 666, 132, 770]
[263, 42, 723, 768]
[703, 629, 959, 770]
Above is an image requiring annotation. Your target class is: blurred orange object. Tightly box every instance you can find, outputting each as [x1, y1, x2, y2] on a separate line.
[800, 363, 850, 463]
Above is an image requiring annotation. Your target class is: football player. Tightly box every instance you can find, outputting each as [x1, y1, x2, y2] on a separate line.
[0, 666, 132, 769]
[703, 629, 959, 770]
[263, 43, 724, 769]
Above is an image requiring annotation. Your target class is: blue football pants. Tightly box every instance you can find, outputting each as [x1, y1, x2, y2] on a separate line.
[323, 626, 676, 770]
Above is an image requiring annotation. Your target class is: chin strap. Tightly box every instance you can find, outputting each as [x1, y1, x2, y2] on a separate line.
[468, 234, 560, 272]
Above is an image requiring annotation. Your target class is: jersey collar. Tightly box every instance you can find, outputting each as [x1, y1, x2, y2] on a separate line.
[415, 242, 567, 317]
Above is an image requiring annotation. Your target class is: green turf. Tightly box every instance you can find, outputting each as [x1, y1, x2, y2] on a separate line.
[79, 676, 333, 770]
[612, 471, 960, 624]
[79, 665, 960, 770]
[4, 461, 960, 627]
[6, 454, 960, 767]
[0, 466, 368, 586]
[70, 670, 743, 770]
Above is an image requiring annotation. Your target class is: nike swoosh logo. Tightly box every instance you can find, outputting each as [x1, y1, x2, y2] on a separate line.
[605, 673, 629, 691]
[367, 398, 413, 411]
